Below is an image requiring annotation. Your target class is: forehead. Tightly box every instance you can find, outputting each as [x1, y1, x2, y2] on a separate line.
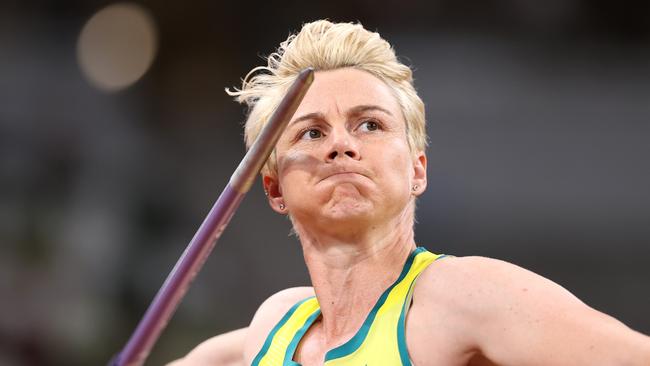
[293, 68, 402, 118]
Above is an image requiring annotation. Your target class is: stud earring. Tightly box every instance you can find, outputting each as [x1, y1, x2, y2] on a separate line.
[279, 203, 285, 210]
[264, 190, 269, 196]
[412, 185, 418, 191]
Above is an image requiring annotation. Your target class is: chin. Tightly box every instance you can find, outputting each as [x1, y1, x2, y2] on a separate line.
[322, 199, 375, 222]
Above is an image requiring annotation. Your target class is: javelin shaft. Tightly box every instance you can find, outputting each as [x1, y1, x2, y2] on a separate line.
[111, 68, 314, 366]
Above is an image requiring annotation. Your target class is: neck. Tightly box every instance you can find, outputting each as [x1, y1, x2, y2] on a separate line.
[293, 207, 417, 349]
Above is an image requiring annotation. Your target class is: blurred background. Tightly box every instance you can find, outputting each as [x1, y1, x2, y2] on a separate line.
[1, 0, 649, 365]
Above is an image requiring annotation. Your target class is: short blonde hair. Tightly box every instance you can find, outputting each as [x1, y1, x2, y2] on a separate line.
[227, 20, 427, 175]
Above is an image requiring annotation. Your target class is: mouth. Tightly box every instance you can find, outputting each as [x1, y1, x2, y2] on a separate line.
[327, 172, 361, 179]
[319, 170, 369, 183]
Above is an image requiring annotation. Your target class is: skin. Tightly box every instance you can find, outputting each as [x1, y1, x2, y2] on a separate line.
[168, 68, 650, 366]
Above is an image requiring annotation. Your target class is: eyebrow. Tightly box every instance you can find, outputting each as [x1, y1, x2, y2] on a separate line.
[348, 104, 394, 118]
[289, 104, 394, 126]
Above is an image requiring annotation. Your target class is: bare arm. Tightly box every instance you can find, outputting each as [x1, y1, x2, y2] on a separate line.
[166, 327, 247, 366]
[167, 287, 314, 366]
[415, 256, 650, 366]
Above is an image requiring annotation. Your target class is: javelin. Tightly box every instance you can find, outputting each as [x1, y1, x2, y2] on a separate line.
[109, 67, 315, 366]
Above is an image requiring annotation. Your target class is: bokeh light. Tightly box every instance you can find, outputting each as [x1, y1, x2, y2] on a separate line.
[77, 2, 158, 92]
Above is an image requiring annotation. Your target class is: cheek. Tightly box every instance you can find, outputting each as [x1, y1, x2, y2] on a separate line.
[276, 149, 319, 197]
[277, 148, 316, 175]
[376, 139, 413, 183]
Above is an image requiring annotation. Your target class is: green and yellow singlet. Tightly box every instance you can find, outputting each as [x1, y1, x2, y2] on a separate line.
[251, 247, 447, 366]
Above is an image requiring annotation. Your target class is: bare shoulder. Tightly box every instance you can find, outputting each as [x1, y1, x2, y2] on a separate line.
[410, 256, 650, 365]
[415, 255, 580, 305]
[166, 287, 314, 366]
[243, 286, 315, 364]
[413, 255, 585, 325]
[410, 256, 583, 352]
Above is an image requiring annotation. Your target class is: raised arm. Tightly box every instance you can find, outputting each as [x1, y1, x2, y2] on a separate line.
[414, 256, 650, 366]
[166, 327, 247, 366]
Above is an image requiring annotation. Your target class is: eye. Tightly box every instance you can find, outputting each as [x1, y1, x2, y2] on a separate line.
[300, 128, 323, 140]
[358, 120, 380, 132]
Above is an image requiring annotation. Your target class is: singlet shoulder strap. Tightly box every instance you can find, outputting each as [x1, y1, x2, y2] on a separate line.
[323, 247, 448, 365]
[253, 248, 451, 366]
[251, 296, 321, 366]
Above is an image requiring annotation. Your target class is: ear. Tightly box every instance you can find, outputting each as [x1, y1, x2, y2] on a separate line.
[411, 151, 427, 196]
[263, 174, 286, 214]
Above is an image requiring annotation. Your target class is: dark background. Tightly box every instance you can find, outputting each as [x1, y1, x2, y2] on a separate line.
[1, 1, 649, 365]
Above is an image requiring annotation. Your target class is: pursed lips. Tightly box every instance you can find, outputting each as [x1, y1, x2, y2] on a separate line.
[318, 167, 371, 183]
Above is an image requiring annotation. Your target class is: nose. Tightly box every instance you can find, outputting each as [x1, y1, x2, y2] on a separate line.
[325, 128, 360, 162]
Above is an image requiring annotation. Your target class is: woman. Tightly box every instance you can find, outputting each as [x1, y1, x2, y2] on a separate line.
[170, 20, 650, 366]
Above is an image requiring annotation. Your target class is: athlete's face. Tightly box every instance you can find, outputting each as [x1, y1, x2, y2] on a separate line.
[263, 68, 427, 232]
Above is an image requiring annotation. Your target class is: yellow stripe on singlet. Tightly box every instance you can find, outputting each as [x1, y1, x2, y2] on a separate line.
[251, 247, 446, 366]
[252, 297, 320, 366]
